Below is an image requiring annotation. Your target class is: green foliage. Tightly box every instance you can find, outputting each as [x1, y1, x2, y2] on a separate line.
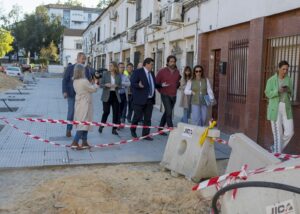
[64, 0, 82, 6]
[0, 28, 14, 57]
[9, 6, 64, 59]
[40, 41, 59, 62]
[97, 0, 113, 9]
[0, 4, 23, 29]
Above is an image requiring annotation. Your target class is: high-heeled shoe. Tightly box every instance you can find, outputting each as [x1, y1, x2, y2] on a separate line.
[112, 129, 118, 135]
[98, 126, 103, 133]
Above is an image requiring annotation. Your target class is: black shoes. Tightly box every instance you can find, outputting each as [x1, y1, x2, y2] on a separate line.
[98, 126, 103, 133]
[131, 130, 137, 138]
[144, 137, 153, 141]
[158, 129, 167, 136]
[112, 129, 118, 135]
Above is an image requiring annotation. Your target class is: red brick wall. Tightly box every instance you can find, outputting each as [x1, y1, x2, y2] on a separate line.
[198, 23, 250, 134]
[198, 8, 300, 153]
[260, 9, 300, 153]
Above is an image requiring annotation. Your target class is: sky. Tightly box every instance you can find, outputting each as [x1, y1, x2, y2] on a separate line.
[0, 0, 99, 15]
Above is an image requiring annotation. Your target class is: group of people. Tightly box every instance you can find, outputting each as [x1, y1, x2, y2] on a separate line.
[62, 52, 216, 149]
[62, 52, 294, 153]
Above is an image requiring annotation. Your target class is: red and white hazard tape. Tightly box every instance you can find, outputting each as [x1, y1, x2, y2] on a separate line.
[0, 118, 172, 149]
[14, 117, 170, 130]
[212, 137, 228, 145]
[211, 137, 299, 161]
[273, 153, 300, 160]
[192, 164, 300, 191]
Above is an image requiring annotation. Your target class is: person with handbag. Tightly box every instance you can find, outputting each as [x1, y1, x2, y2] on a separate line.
[184, 65, 215, 126]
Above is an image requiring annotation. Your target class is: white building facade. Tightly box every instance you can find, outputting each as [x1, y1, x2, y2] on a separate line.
[82, 0, 200, 72]
[45, 4, 100, 30]
[82, 0, 202, 109]
[61, 29, 84, 67]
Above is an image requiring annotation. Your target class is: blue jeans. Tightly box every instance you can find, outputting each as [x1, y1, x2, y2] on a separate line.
[181, 107, 191, 123]
[74, 131, 88, 142]
[191, 104, 208, 126]
[67, 97, 75, 131]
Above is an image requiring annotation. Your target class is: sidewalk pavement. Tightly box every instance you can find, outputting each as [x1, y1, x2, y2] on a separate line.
[0, 76, 231, 168]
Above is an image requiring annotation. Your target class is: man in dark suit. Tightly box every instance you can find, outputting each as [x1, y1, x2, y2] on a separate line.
[62, 52, 92, 137]
[130, 58, 168, 140]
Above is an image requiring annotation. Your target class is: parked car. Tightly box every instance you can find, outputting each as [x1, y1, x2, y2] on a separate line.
[5, 66, 22, 77]
[0, 66, 6, 73]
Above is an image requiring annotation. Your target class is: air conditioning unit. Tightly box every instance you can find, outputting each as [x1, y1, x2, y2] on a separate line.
[127, 0, 136, 3]
[166, 2, 183, 23]
[127, 29, 136, 43]
[149, 10, 161, 29]
[109, 10, 118, 21]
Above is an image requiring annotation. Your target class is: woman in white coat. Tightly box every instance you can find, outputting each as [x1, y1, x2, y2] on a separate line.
[184, 65, 215, 126]
[70, 64, 99, 149]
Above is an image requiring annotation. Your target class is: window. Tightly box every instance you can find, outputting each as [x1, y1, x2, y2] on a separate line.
[97, 27, 100, 42]
[88, 13, 92, 22]
[136, 0, 142, 22]
[76, 42, 82, 50]
[227, 39, 249, 103]
[186, 52, 194, 69]
[126, 7, 129, 28]
[263, 35, 300, 102]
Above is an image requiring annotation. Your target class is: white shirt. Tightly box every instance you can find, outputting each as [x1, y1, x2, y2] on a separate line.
[143, 67, 154, 98]
[110, 75, 116, 91]
[184, 78, 215, 100]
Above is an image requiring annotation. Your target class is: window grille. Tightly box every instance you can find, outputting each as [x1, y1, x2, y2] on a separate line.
[263, 35, 300, 102]
[227, 39, 249, 103]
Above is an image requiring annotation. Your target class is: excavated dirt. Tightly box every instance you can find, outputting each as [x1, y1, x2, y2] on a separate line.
[0, 164, 212, 214]
[0, 73, 22, 92]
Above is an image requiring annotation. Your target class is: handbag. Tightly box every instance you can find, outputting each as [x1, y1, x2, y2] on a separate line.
[204, 95, 212, 106]
[204, 95, 217, 106]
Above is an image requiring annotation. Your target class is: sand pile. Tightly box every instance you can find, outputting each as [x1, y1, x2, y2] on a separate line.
[1, 164, 211, 214]
[0, 73, 22, 92]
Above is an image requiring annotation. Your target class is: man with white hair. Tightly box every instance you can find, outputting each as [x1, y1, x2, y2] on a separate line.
[62, 52, 92, 137]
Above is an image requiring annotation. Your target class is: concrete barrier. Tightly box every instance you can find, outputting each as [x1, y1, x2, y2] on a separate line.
[221, 158, 300, 214]
[226, 133, 280, 173]
[160, 122, 220, 182]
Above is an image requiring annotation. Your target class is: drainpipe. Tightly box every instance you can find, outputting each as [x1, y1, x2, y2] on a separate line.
[195, 3, 200, 65]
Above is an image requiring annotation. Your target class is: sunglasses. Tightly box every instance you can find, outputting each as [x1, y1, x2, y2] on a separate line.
[195, 70, 202, 73]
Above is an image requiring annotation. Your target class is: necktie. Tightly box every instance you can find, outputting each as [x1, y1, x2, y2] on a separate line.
[148, 72, 152, 97]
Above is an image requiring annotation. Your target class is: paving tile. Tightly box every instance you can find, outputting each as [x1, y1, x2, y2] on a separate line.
[0, 76, 230, 168]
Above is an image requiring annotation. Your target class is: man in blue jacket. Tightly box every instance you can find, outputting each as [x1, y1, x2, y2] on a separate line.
[62, 52, 92, 137]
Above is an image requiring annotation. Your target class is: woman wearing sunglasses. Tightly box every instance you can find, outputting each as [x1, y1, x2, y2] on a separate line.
[184, 65, 215, 126]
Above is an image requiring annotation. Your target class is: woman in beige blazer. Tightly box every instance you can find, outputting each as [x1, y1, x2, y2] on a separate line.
[71, 64, 98, 149]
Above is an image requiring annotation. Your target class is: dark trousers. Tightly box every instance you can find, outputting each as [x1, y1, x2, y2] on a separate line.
[101, 91, 120, 130]
[126, 94, 133, 121]
[159, 94, 177, 128]
[131, 99, 153, 136]
[119, 93, 127, 122]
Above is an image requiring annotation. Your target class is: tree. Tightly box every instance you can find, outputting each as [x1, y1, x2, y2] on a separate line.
[0, 28, 14, 57]
[0, 4, 23, 29]
[64, 0, 82, 6]
[40, 41, 59, 65]
[97, 0, 113, 9]
[10, 6, 64, 61]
